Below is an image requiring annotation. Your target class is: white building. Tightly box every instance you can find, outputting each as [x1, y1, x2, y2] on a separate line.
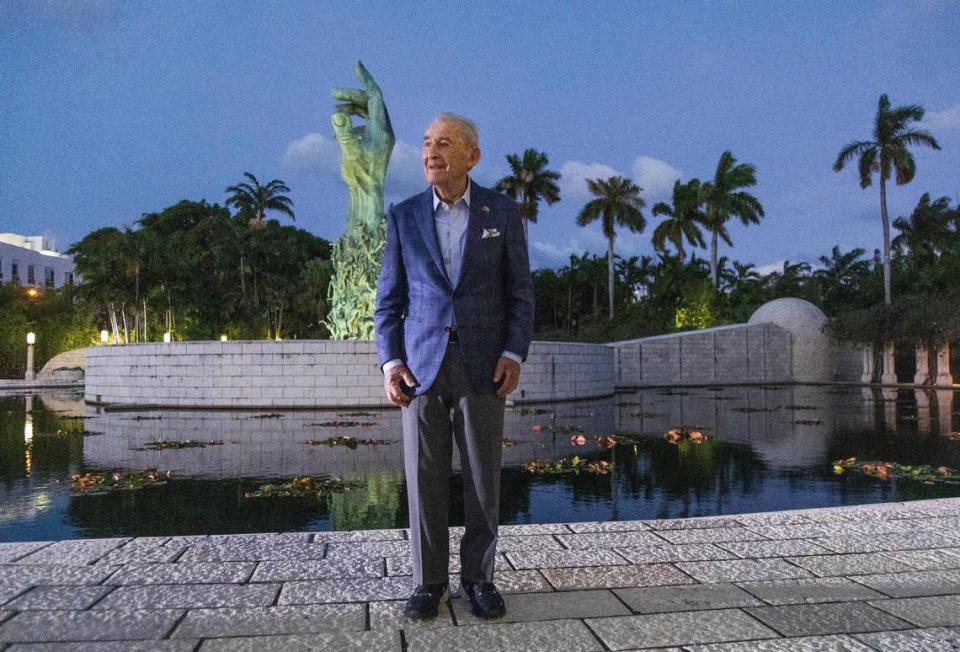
[0, 234, 77, 289]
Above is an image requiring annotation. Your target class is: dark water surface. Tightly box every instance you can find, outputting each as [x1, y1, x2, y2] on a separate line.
[1, 385, 958, 541]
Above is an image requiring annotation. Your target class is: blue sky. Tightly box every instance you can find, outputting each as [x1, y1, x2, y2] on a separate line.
[2, 0, 958, 273]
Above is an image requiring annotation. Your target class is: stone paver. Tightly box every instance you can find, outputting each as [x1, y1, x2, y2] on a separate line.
[278, 576, 415, 605]
[177, 542, 327, 563]
[869, 594, 960, 627]
[613, 583, 762, 613]
[1, 499, 960, 648]
[676, 558, 812, 583]
[786, 552, 916, 577]
[881, 547, 960, 570]
[744, 602, 912, 636]
[686, 634, 873, 650]
[251, 558, 382, 582]
[3, 585, 114, 610]
[94, 583, 280, 609]
[6, 642, 198, 651]
[0, 543, 52, 564]
[0, 565, 117, 586]
[655, 527, 768, 545]
[737, 576, 886, 605]
[853, 569, 960, 597]
[854, 626, 960, 651]
[541, 563, 693, 591]
[106, 562, 256, 585]
[717, 539, 830, 559]
[506, 548, 627, 569]
[405, 618, 602, 651]
[452, 588, 628, 624]
[0, 608, 184, 642]
[615, 543, 735, 564]
[368, 599, 455, 630]
[556, 531, 670, 549]
[812, 531, 960, 554]
[171, 603, 366, 638]
[12, 539, 128, 566]
[199, 630, 400, 651]
[587, 608, 778, 649]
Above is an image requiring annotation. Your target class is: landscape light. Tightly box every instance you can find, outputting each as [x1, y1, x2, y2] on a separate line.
[163, 332, 171, 343]
[26, 332, 35, 345]
[220, 334, 228, 341]
[100, 330, 109, 343]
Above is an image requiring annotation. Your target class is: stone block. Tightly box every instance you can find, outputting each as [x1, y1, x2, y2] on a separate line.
[171, 603, 365, 638]
[0, 608, 184, 643]
[587, 608, 778, 649]
[542, 563, 693, 591]
[405, 619, 602, 651]
[737, 576, 886, 605]
[94, 583, 280, 609]
[614, 582, 762, 614]
[745, 602, 911, 637]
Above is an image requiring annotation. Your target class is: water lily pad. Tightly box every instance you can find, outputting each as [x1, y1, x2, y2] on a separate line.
[141, 440, 224, 450]
[524, 457, 610, 475]
[303, 436, 392, 449]
[71, 469, 171, 495]
[308, 420, 376, 427]
[832, 457, 960, 485]
[248, 413, 283, 419]
[243, 476, 351, 498]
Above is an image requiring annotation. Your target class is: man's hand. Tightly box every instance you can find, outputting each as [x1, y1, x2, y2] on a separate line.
[493, 356, 521, 398]
[384, 365, 417, 408]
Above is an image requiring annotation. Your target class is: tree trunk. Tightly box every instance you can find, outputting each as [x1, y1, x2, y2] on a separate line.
[121, 307, 129, 344]
[566, 283, 572, 332]
[880, 175, 892, 305]
[710, 228, 719, 289]
[607, 236, 615, 321]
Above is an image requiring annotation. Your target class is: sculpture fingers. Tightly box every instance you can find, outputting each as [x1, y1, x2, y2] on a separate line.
[331, 112, 359, 158]
[354, 61, 392, 138]
[335, 101, 369, 121]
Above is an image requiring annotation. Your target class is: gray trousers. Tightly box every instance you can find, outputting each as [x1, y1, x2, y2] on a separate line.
[401, 342, 505, 585]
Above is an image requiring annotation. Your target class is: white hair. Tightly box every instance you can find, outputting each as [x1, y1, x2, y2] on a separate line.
[432, 112, 479, 149]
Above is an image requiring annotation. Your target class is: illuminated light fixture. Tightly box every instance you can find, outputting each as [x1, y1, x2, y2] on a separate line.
[163, 332, 171, 343]
[220, 335, 228, 342]
[25, 332, 36, 380]
[26, 288, 38, 298]
[100, 330, 109, 344]
[26, 332, 36, 345]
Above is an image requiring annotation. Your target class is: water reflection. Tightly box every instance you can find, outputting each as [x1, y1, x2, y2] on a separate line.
[0, 385, 958, 541]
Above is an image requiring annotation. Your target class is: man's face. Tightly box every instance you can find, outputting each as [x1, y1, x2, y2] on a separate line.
[422, 120, 480, 190]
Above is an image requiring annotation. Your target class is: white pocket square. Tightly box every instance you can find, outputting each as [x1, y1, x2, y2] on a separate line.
[481, 228, 501, 239]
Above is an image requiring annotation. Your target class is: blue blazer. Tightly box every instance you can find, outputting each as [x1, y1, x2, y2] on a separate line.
[375, 182, 534, 396]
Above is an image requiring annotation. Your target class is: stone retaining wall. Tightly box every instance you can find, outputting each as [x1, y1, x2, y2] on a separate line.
[84, 340, 615, 408]
[612, 323, 793, 386]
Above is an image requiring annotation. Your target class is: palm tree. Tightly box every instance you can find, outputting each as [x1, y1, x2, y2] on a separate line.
[892, 193, 956, 267]
[225, 172, 296, 228]
[495, 149, 561, 240]
[576, 176, 646, 320]
[651, 179, 707, 262]
[701, 151, 765, 290]
[833, 94, 941, 304]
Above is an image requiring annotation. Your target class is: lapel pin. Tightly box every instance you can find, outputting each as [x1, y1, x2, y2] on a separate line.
[481, 205, 491, 213]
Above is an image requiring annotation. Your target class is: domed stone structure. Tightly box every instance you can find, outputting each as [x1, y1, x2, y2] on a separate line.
[747, 298, 827, 337]
[749, 297, 832, 382]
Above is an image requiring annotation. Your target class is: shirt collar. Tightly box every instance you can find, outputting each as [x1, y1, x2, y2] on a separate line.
[432, 178, 471, 212]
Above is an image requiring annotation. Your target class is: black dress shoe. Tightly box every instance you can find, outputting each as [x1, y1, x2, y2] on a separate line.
[403, 582, 449, 619]
[461, 580, 506, 619]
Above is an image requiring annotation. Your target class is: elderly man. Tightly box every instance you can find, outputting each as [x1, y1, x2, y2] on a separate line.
[375, 113, 534, 619]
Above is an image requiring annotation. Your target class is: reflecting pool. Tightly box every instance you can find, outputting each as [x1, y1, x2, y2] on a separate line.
[1, 385, 958, 541]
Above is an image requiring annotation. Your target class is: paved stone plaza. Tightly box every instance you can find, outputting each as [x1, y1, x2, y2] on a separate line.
[3, 499, 960, 649]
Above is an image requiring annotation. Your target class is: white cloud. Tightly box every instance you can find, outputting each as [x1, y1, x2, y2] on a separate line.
[754, 260, 787, 276]
[282, 132, 339, 172]
[282, 133, 426, 197]
[924, 104, 960, 131]
[385, 139, 426, 198]
[630, 156, 681, 200]
[559, 161, 622, 201]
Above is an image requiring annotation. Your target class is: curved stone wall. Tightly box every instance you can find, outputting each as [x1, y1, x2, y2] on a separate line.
[84, 340, 615, 408]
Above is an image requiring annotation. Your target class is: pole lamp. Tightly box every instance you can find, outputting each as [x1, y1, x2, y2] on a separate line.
[25, 332, 36, 381]
[100, 330, 109, 345]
